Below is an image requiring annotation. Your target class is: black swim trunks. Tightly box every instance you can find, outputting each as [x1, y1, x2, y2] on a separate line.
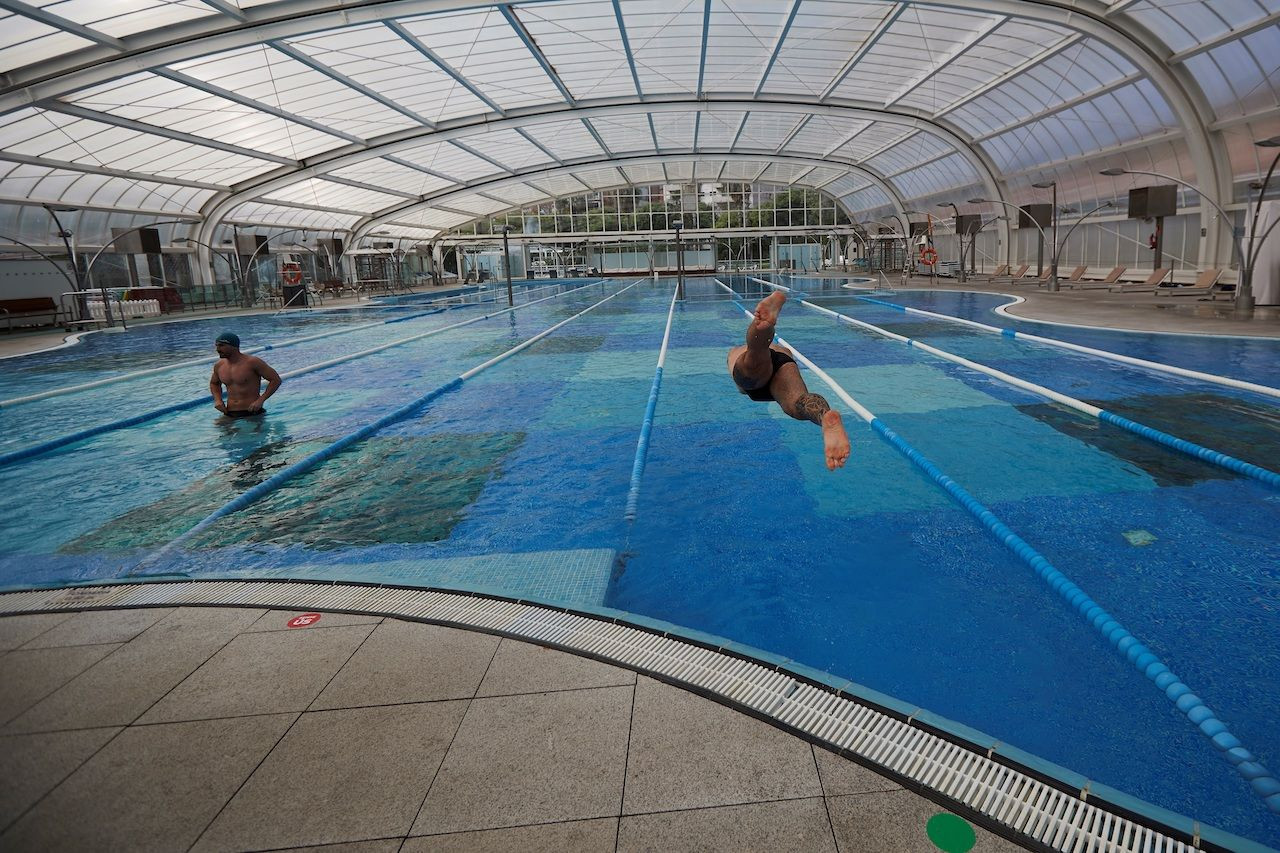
[737, 349, 796, 403]
[223, 409, 264, 418]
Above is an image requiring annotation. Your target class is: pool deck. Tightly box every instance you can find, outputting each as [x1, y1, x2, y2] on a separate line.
[0, 275, 1264, 851]
[0, 605, 1025, 852]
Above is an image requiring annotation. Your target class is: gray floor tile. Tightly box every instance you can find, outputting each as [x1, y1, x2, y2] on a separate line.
[617, 798, 837, 853]
[826, 790, 1024, 853]
[476, 638, 636, 697]
[813, 745, 901, 796]
[0, 613, 74, 651]
[0, 726, 120, 830]
[311, 621, 498, 710]
[405, 817, 617, 852]
[0, 714, 294, 853]
[623, 677, 822, 814]
[192, 702, 467, 853]
[5, 608, 264, 733]
[139, 623, 376, 724]
[244, 609, 384, 633]
[276, 842, 402, 853]
[20, 608, 172, 649]
[0, 644, 120, 726]
[412, 685, 632, 836]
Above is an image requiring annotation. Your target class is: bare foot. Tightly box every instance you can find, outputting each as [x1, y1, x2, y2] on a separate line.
[754, 290, 787, 328]
[821, 409, 851, 471]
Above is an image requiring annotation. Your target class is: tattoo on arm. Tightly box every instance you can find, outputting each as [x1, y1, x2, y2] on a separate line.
[794, 393, 831, 425]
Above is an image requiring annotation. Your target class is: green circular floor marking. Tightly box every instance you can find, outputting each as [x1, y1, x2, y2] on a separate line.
[927, 813, 976, 853]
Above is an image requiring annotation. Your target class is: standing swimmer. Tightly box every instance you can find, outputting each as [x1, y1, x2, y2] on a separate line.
[209, 332, 282, 418]
[726, 291, 851, 470]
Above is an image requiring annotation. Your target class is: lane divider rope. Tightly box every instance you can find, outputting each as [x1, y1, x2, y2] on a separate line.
[0, 280, 609, 468]
[716, 280, 1280, 813]
[754, 280, 1280, 490]
[624, 283, 681, 522]
[131, 280, 641, 574]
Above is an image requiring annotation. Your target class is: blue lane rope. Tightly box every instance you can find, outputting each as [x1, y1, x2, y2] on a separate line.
[624, 284, 680, 523]
[131, 279, 638, 574]
[1098, 410, 1280, 490]
[718, 282, 1280, 813]
[0, 283, 606, 468]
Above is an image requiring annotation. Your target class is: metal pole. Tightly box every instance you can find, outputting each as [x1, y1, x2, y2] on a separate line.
[1049, 183, 1060, 291]
[502, 226, 513, 307]
[675, 224, 685, 301]
[44, 206, 89, 322]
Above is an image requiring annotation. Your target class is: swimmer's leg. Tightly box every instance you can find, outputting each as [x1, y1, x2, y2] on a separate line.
[769, 362, 851, 471]
[730, 290, 787, 389]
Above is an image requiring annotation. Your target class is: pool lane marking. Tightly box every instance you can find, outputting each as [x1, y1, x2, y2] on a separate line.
[131, 280, 642, 573]
[0, 280, 605, 409]
[717, 281, 1280, 815]
[624, 283, 681, 523]
[0, 280, 612, 469]
[746, 278, 1280, 490]
[842, 288, 1280, 403]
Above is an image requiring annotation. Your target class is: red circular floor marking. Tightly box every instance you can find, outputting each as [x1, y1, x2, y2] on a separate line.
[286, 613, 322, 628]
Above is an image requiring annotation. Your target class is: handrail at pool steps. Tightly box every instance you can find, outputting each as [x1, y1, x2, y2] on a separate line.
[716, 282, 1280, 815]
[762, 286, 1280, 490]
[0, 280, 613, 468]
[132, 280, 641, 572]
[624, 282, 681, 523]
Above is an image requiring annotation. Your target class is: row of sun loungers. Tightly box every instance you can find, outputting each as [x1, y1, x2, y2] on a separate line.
[974, 265, 1233, 299]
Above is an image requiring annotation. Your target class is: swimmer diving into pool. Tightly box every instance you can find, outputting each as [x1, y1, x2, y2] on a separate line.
[727, 291, 851, 471]
[210, 331, 282, 418]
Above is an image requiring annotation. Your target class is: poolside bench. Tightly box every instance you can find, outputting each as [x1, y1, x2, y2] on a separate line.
[0, 297, 59, 332]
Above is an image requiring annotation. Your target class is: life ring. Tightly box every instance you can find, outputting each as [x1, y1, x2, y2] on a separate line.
[282, 267, 302, 285]
[919, 246, 938, 266]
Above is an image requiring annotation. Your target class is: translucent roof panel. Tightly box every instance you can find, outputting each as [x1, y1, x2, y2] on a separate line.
[866, 132, 955, 176]
[329, 160, 455, 198]
[262, 179, 407, 214]
[620, 163, 669, 184]
[0, 108, 276, 184]
[787, 115, 872, 157]
[823, 173, 874, 199]
[526, 172, 591, 197]
[514, 2, 638, 100]
[758, 162, 814, 184]
[394, 141, 502, 182]
[892, 153, 979, 200]
[736, 113, 809, 151]
[459, 128, 555, 172]
[757, 1, 887, 97]
[522, 119, 607, 161]
[1121, 0, 1277, 54]
[591, 114, 657, 154]
[226, 202, 362, 231]
[571, 166, 629, 189]
[840, 185, 894, 213]
[831, 125, 914, 162]
[66, 73, 347, 161]
[0, 160, 216, 213]
[651, 112, 697, 150]
[397, 208, 474, 229]
[484, 182, 556, 206]
[664, 161, 694, 182]
[695, 111, 748, 149]
[0, 16, 93, 72]
[11, 1, 215, 48]
[439, 194, 508, 216]
[701, 0, 791, 92]
[717, 160, 770, 181]
[398, 9, 568, 111]
[170, 45, 422, 140]
[615, 0, 703, 95]
[279, 24, 492, 125]
[1183, 28, 1280, 119]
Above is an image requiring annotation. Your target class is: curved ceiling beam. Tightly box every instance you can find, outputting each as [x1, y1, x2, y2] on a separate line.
[343, 151, 910, 244]
[195, 97, 1005, 250]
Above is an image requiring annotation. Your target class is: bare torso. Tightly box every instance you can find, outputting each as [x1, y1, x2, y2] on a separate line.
[214, 356, 268, 409]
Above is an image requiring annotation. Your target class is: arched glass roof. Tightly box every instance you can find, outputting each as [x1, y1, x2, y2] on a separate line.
[0, 0, 1274, 245]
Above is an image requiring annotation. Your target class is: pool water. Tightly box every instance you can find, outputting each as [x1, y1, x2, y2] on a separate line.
[1, 277, 1278, 847]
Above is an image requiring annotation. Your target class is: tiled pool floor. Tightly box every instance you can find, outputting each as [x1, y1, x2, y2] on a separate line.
[0, 606, 1024, 852]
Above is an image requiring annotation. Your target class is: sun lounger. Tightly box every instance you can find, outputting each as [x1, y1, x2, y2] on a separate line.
[1065, 265, 1088, 283]
[1110, 268, 1171, 293]
[993, 263, 1030, 284]
[980, 264, 1009, 281]
[1154, 268, 1225, 298]
[1071, 266, 1126, 289]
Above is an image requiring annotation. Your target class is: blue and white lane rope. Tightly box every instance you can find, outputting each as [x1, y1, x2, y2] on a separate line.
[0, 281, 604, 409]
[0, 280, 611, 468]
[0, 307, 446, 409]
[624, 284, 681, 523]
[132, 280, 641, 574]
[718, 284, 1280, 812]
[839, 287, 1280, 403]
[756, 281, 1280, 490]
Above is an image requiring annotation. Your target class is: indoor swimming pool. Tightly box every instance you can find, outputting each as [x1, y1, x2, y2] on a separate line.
[1, 277, 1278, 848]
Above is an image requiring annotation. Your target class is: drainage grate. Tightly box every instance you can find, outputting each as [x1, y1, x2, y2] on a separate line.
[0, 579, 1210, 853]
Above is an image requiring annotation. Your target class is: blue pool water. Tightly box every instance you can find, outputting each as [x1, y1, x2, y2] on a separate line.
[1, 277, 1278, 847]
